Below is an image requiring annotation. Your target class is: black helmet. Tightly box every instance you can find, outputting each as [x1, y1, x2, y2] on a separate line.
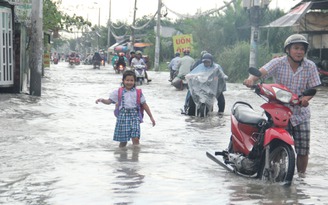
[175, 52, 180, 57]
[284, 34, 309, 53]
[202, 53, 213, 63]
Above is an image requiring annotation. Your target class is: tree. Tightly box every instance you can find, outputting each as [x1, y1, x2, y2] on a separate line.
[43, 0, 92, 38]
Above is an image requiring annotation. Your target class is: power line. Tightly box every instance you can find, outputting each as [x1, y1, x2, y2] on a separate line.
[162, 0, 236, 19]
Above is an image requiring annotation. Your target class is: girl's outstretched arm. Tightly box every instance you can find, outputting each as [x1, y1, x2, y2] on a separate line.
[95, 98, 113, 105]
[142, 103, 156, 126]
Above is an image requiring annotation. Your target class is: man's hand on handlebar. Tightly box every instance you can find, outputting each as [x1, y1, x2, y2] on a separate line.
[243, 79, 254, 88]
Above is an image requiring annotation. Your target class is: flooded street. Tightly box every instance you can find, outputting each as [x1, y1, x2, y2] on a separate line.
[1, 62, 328, 205]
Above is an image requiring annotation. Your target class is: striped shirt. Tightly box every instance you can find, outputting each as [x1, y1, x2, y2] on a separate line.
[262, 56, 321, 126]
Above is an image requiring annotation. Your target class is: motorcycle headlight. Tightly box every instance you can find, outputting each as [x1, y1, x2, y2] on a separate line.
[273, 87, 292, 103]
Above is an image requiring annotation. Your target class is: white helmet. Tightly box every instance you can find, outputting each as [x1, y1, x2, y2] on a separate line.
[284, 34, 309, 53]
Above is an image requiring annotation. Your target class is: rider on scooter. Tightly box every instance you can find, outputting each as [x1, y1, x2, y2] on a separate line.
[131, 51, 151, 83]
[116, 53, 127, 66]
[183, 53, 226, 116]
[243, 34, 321, 177]
[171, 49, 195, 90]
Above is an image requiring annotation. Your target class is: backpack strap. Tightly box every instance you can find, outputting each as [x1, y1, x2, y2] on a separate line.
[117, 87, 124, 107]
[136, 88, 141, 105]
[136, 88, 144, 123]
[114, 87, 124, 117]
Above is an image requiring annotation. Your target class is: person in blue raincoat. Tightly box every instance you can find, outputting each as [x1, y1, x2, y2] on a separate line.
[183, 53, 227, 116]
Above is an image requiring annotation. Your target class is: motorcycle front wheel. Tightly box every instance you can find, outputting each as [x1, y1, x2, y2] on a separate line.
[198, 103, 207, 117]
[258, 142, 295, 185]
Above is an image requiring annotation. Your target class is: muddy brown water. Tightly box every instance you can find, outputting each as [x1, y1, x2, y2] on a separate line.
[1, 63, 328, 205]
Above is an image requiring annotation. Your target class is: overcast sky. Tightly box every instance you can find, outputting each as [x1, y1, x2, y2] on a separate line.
[59, 0, 302, 27]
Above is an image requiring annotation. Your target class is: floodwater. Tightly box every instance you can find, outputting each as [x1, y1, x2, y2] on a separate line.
[1, 62, 328, 205]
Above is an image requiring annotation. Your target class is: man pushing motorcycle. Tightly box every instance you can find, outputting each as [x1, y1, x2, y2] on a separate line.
[244, 34, 321, 178]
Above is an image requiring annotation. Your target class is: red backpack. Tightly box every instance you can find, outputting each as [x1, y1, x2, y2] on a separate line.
[114, 87, 144, 122]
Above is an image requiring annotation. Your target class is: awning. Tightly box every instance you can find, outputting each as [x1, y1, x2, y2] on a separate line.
[263, 2, 312, 28]
[134, 42, 152, 48]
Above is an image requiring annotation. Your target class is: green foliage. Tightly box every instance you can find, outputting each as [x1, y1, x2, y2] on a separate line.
[51, 0, 294, 83]
[43, 0, 62, 31]
[217, 41, 272, 82]
[43, 0, 92, 34]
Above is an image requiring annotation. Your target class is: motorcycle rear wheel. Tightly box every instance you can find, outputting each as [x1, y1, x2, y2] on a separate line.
[258, 142, 295, 185]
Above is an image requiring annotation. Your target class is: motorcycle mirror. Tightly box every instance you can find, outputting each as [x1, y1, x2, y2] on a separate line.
[248, 67, 262, 78]
[302, 88, 317, 96]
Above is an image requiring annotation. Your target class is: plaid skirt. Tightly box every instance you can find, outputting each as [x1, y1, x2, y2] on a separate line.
[114, 108, 141, 142]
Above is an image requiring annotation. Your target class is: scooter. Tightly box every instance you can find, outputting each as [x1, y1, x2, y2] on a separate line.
[68, 57, 75, 67]
[183, 68, 218, 117]
[53, 57, 59, 65]
[316, 60, 328, 85]
[93, 59, 101, 69]
[114, 62, 126, 74]
[206, 67, 317, 186]
[134, 65, 146, 85]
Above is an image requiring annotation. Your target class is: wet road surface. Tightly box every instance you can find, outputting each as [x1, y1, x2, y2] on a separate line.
[1, 62, 328, 204]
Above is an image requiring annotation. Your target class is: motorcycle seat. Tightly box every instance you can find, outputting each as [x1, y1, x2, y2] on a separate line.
[232, 103, 267, 125]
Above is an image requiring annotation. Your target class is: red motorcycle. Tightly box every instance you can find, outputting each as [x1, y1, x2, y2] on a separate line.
[68, 57, 75, 67]
[53, 57, 59, 64]
[316, 60, 328, 86]
[207, 67, 316, 186]
[114, 62, 126, 74]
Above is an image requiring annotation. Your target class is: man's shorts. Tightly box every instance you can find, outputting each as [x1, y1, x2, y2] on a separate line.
[287, 121, 310, 155]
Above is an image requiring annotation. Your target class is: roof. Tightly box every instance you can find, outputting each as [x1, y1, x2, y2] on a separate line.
[263, 2, 312, 28]
[263, 1, 328, 34]
[292, 0, 328, 10]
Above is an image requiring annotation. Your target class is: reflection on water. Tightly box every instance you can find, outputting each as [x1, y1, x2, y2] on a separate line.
[113, 146, 144, 196]
[1, 64, 328, 204]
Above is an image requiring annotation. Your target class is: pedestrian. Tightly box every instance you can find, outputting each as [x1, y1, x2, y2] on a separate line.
[243, 34, 321, 178]
[168, 52, 181, 82]
[95, 70, 156, 147]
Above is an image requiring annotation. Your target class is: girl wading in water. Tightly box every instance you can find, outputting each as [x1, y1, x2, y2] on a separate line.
[96, 70, 156, 147]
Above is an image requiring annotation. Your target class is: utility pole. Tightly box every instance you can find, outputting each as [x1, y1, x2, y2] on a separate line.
[244, 0, 269, 68]
[249, 0, 260, 68]
[131, 0, 137, 50]
[30, 0, 43, 96]
[97, 7, 100, 51]
[107, 0, 111, 63]
[154, 0, 161, 71]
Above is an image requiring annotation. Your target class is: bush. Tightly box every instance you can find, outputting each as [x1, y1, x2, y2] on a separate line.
[217, 41, 272, 83]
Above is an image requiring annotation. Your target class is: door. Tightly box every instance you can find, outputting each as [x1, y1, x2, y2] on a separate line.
[0, 6, 13, 86]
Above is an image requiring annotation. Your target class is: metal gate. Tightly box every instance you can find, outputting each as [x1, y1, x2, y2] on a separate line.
[0, 6, 13, 86]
